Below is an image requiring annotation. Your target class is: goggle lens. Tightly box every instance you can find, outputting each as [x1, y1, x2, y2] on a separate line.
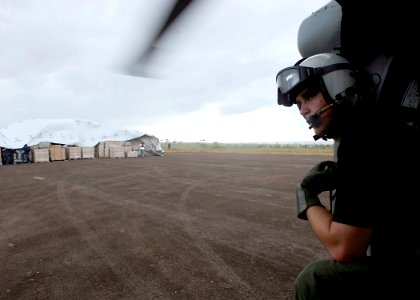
[276, 67, 303, 94]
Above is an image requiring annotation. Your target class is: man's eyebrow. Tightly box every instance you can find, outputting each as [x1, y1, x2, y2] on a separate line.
[301, 86, 319, 99]
[300, 89, 310, 99]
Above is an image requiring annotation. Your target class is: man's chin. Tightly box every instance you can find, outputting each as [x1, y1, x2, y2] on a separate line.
[313, 128, 327, 137]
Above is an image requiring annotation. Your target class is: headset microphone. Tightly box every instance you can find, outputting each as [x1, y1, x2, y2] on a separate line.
[307, 103, 334, 129]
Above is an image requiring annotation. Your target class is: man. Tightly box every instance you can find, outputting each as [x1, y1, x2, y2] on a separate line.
[23, 144, 31, 163]
[276, 52, 420, 299]
[140, 142, 145, 158]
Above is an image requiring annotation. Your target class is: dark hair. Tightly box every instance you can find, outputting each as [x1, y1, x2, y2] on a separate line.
[290, 78, 321, 102]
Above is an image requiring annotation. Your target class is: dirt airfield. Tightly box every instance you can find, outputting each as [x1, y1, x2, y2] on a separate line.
[0, 152, 332, 300]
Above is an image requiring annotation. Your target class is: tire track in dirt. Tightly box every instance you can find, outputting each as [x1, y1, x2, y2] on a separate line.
[152, 164, 286, 294]
[55, 180, 167, 299]
[151, 165, 257, 291]
[149, 162, 312, 289]
[177, 175, 254, 297]
[0, 190, 58, 249]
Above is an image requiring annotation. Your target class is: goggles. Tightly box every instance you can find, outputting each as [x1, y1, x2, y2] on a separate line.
[276, 63, 351, 107]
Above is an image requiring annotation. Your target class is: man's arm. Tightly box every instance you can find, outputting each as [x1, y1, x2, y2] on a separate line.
[297, 159, 373, 261]
[306, 206, 373, 261]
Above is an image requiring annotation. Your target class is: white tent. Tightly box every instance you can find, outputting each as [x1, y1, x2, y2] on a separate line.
[126, 135, 164, 156]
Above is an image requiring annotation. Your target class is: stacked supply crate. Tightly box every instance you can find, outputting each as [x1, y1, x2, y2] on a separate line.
[50, 145, 65, 161]
[95, 141, 124, 158]
[123, 142, 136, 158]
[125, 150, 138, 158]
[109, 147, 124, 158]
[65, 147, 82, 160]
[33, 148, 49, 163]
[81, 147, 94, 159]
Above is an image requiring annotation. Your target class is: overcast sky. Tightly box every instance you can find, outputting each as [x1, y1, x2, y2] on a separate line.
[0, 0, 331, 143]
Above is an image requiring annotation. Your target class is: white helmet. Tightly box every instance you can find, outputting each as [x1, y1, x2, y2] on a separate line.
[276, 53, 356, 106]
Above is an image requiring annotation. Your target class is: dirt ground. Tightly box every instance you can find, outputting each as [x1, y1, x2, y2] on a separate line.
[0, 152, 332, 300]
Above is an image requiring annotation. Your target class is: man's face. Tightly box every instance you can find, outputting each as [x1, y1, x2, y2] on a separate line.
[295, 88, 333, 138]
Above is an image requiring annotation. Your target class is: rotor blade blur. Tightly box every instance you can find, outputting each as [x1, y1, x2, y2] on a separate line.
[127, 0, 195, 77]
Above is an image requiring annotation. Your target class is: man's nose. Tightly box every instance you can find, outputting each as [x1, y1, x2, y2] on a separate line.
[299, 103, 309, 116]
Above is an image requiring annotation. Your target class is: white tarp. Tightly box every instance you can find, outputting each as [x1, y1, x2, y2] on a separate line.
[0, 119, 148, 149]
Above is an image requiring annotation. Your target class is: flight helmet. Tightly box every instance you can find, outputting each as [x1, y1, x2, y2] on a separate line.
[276, 53, 357, 107]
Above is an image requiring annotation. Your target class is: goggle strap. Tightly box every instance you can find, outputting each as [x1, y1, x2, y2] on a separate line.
[314, 63, 352, 76]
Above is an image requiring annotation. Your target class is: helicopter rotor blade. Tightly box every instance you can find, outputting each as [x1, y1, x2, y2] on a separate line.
[127, 0, 195, 77]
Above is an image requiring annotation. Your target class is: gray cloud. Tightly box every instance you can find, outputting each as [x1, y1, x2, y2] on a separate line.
[0, 0, 329, 142]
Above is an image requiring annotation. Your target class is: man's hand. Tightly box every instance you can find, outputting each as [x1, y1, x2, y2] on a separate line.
[296, 160, 337, 220]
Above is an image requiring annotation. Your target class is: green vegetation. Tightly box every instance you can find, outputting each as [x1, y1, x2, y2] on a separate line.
[160, 142, 334, 156]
